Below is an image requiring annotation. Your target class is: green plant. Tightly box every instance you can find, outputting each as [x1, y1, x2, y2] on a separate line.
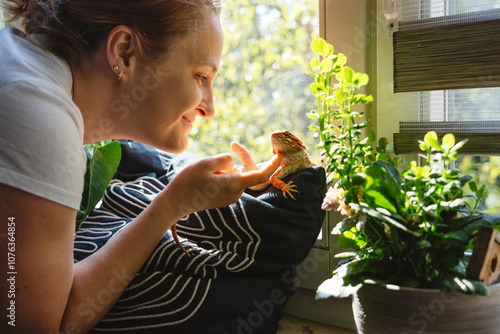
[77, 140, 121, 228]
[306, 38, 500, 297]
[307, 38, 398, 205]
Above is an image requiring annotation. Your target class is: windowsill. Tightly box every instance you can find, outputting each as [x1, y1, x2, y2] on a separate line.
[283, 287, 356, 331]
[278, 314, 356, 334]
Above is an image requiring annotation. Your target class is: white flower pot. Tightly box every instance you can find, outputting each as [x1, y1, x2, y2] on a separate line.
[353, 283, 500, 334]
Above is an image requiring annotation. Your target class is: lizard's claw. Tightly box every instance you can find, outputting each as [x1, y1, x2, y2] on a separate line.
[281, 181, 299, 200]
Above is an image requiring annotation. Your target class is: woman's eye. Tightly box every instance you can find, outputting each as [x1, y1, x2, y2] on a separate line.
[197, 74, 208, 81]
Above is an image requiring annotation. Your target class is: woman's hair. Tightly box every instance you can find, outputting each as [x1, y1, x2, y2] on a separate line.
[3, 0, 222, 72]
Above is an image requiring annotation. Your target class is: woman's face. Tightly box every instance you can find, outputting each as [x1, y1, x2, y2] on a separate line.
[124, 14, 223, 153]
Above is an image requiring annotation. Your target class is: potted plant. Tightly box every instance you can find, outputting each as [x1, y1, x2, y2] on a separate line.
[306, 37, 500, 333]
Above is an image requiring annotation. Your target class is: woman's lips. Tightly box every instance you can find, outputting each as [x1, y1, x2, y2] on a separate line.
[182, 116, 195, 123]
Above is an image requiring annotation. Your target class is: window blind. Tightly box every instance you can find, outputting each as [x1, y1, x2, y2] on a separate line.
[388, 0, 500, 155]
[392, 2, 500, 92]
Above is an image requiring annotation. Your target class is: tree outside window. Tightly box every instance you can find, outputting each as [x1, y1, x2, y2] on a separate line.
[189, 0, 320, 164]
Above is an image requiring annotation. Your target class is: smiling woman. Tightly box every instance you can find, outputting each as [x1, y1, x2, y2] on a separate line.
[0, 1, 290, 333]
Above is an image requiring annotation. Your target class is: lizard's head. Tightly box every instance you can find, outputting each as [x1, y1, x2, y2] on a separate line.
[270, 130, 307, 154]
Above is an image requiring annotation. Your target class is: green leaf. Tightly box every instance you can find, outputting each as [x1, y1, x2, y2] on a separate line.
[458, 174, 473, 186]
[450, 139, 469, 153]
[424, 131, 438, 143]
[306, 112, 319, 119]
[311, 38, 327, 55]
[363, 164, 403, 212]
[353, 72, 369, 86]
[349, 173, 366, 186]
[338, 233, 359, 249]
[351, 203, 420, 236]
[320, 58, 333, 72]
[378, 137, 389, 150]
[455, 214, 500, 236]
[443, 231, 469, 243]
[442, 133, 455, 149]
[376, 153, 389, 161]
[439, 273, 489, 295]
[419, 142, 428, 152]
[359, 94, 374, 104]
[343, 67, 354, 83]
[469, 181, 478, 192]
[334, 89, 347, 101]
[323, 43, 334, 58]
[367, 129, 376, 143]
[424, 131, 441, 150]
[428, 138, 442, 151]
[335, 53, 347, 67]
[77, 141, 122, 225]
[310, 58, 320, 70]
[310, 82, 326, 95]
[332, 215, 358, 235]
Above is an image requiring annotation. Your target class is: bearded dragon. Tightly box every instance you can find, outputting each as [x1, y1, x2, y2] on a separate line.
[251, 130, 314, 199]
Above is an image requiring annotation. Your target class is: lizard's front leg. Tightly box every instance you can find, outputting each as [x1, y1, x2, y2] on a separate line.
[270, 168, 299, 200]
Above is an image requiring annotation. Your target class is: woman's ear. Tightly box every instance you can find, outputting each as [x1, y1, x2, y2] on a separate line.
[105, 25, 140, 80]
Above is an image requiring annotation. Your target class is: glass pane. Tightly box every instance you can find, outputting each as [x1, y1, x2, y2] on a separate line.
[456, 155, 500, 213]
[188, 0, 320, 164]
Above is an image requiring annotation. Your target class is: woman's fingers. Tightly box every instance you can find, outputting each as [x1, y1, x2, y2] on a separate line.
[163, 151, 283, 216]
[231, 141, 257, 172]
[239, 153, 283, 188]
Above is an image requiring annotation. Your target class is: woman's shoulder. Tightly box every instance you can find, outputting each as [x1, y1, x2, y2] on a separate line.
[0, 27, 73, 94]
[0, 29, 86, 210]
[0, 28, 82, 136]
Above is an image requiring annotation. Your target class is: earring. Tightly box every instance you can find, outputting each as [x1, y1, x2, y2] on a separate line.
[113, 65, 122, 80]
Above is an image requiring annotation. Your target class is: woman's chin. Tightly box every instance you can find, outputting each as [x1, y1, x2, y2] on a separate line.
[158, 138, 189, 154]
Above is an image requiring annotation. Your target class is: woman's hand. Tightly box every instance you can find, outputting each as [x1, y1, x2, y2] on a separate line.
[230, 141, 259, 172]
[156, 147, 282, 220]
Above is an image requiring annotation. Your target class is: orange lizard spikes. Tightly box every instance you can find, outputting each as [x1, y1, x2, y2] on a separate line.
[171, 224, 191, 257]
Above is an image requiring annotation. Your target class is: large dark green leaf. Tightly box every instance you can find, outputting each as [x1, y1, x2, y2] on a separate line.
[374, 160, 403, 188]
[77, 141, 122, 225]
[350, 203, 421, 236]
[453, 214, 500, 236]
[363, 165, 403, 213]
[332, 215, 358, 235]
[337, 233, 359, 249]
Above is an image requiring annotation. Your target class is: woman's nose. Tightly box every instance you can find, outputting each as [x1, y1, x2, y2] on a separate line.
[198, 88, 215, 119]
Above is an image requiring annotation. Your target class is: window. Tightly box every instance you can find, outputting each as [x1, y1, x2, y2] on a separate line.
[189, 0, 339, 292]
[390, 0, 500, 213]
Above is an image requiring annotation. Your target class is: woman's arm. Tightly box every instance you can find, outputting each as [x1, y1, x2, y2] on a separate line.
[0, 153, 281, 333]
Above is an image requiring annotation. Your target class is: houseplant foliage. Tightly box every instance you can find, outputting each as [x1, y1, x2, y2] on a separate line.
[76, 140, 121, 228]
[306, 37, 500, 298]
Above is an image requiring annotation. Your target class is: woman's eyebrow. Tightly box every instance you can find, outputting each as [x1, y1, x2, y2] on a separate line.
[196, 61, 219, 73]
